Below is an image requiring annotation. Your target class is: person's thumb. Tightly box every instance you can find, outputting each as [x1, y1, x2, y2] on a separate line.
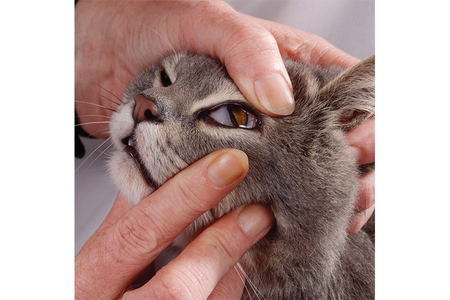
[177, 1, 295, 116]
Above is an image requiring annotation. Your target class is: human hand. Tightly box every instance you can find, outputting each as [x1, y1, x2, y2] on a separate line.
[346, 116, 375, 234]
[75, 149, 274, 299]
[75, 0, 359, 138]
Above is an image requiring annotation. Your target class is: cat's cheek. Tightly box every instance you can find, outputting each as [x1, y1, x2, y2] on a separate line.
[108, 151, 153, 205]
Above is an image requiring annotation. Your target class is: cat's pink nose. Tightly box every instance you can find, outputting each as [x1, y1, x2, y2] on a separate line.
[133, 94, 158, 123]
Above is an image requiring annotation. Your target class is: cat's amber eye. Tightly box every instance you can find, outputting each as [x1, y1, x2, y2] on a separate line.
[208, 105, 259, 129]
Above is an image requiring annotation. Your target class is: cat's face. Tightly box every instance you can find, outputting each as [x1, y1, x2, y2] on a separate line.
[107, 53, 374, 299]
[109, 53, 374, 240]
[109, 53, 267, 205]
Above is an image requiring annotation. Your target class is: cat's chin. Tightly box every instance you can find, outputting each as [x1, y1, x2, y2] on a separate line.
[108, 151, 154, 205]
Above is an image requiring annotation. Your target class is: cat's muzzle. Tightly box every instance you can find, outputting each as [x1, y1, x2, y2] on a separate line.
[121, 136, 159, 189]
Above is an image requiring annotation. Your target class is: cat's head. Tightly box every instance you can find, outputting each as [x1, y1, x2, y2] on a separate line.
[109, 53, 374, 236]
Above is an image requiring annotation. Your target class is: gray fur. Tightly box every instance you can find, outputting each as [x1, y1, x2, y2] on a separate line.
[109, 53, 375, 299]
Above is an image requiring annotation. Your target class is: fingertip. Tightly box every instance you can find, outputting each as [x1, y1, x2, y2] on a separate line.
[357, 171, 375, 211]
[237, 204, 274, 238]
[347, 205, 375, 235]
[346, 116, 375, 165]
[349, 146, 363, 163]
[206, 149, 249, 188]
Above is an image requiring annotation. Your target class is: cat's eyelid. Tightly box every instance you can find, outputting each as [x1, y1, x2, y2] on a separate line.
[199, 100, 254, 115]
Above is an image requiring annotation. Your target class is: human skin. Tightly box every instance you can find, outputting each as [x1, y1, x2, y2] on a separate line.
[75, 1, 375, 298]
[75, 149, 274, 299]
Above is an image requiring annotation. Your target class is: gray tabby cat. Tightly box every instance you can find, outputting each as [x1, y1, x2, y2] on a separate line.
[108, 53, 375, 299]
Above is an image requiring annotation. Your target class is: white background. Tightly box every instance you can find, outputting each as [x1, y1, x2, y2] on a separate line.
[2, 0, 450, 299]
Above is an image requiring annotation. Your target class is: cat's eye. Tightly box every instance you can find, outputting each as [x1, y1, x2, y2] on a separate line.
[160, 70, 172, 87]
[207, 105, 259, 129]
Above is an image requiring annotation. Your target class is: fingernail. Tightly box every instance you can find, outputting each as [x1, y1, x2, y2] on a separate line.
[365, 182, 375, 208]
[207, 150, 248, 188]
[349, 146, 362, 162]
[238, 204, 274, 238]
[254, 73, 295, 115]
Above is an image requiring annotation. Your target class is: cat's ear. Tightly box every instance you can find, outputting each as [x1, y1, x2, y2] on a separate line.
[316, 55, 375, 131]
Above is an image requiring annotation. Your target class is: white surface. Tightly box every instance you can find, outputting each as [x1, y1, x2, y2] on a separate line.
[75, 0, 375, 255]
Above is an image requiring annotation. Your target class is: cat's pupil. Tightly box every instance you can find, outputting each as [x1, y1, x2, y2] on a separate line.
[230, 106, 248, 127]
[160, 70, 172, 87]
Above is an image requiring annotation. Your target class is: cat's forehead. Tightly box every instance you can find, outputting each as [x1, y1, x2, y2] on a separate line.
[161, 53, 224, 75]
[160, 53, 246, 112]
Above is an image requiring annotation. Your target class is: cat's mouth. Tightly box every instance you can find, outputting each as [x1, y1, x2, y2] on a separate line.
[121, 136, 160, 189]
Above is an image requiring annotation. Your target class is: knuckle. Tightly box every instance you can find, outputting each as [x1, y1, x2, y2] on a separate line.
[112, 208, 161, 260]
[149, 268, 199, 300]
[170, 178, 211, 214]
[204, 227, 238, 264]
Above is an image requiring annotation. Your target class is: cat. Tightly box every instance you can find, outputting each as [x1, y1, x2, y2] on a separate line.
[107, 52, 375, 299]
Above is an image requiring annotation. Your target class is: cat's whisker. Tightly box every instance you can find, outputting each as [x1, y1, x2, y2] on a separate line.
[86, 141, 114, 171]
[75, 121, 110, 127]
[75, 105, 117, 113]
[75, 84, 121, 107]
[75, 100, 117, 111]
[76, 137, 112, 172]
[78, 114, 111, 119]
[81, 128, 110, 140]
[236, 262, 265, 300]
[75, 76, 122, 103]
[234, 263, 253, 300]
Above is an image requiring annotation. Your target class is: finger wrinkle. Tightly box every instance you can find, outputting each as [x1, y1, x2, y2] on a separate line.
[314, 43, 359, 68]
[227, 48, 281, 67]
[170, 177, 213, 215]
[150, 267, 202, 300]
[276, 31, 314, 60]
[111, 209, 161, 262]
[312, 44, 335, 66]
[202, 226, 240, 265]
[222, 31, 277, 65]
